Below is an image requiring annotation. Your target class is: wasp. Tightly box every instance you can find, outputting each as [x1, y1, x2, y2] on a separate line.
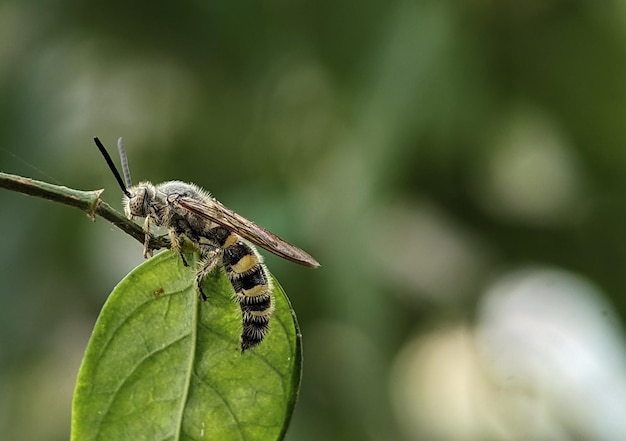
[94, 137, 319, 352]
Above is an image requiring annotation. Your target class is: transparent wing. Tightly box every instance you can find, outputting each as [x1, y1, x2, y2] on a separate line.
[175, 196, 320, 268]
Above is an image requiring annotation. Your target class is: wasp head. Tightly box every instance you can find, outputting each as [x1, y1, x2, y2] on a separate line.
[122, 182, 153, 219]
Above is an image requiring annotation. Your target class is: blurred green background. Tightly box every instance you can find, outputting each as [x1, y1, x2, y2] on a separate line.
[3, 1, 626, 440]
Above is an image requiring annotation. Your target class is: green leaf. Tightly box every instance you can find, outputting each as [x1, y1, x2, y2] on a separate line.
[71, 250, 302, 441]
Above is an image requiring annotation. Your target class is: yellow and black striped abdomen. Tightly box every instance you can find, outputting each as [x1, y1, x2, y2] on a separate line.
[222, 239, 274, 351]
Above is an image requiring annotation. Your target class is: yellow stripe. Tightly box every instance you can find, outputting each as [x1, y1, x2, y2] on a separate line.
[243, 308, 274, 318]
[224, 233, 238, 248]
[237, 284, 270, 297]
[231, 253, 259, 274]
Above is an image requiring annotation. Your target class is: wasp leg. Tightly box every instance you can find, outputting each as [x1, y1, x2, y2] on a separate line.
[169, 215, 208, 267]
[222, 241, 274, 352]
[142, 217, 154, 258]
[168, 227, 189, 267]
[195, 246, 222, 301]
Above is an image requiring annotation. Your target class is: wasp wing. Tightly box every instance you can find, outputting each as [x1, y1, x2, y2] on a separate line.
[175, 196, 320, 268]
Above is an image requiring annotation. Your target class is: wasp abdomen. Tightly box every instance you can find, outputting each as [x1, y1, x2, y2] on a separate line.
[223, 241, 274, 351]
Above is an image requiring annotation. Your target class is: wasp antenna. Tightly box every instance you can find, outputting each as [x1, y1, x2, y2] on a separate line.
[94, 137, 132, 198]
[117, 137, 133, 189]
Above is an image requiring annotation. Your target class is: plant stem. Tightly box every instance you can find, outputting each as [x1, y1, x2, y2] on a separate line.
[0, 171, 169, 249]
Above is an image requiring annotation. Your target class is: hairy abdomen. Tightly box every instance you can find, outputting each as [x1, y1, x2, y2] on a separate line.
[222, 240, 274, 351]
